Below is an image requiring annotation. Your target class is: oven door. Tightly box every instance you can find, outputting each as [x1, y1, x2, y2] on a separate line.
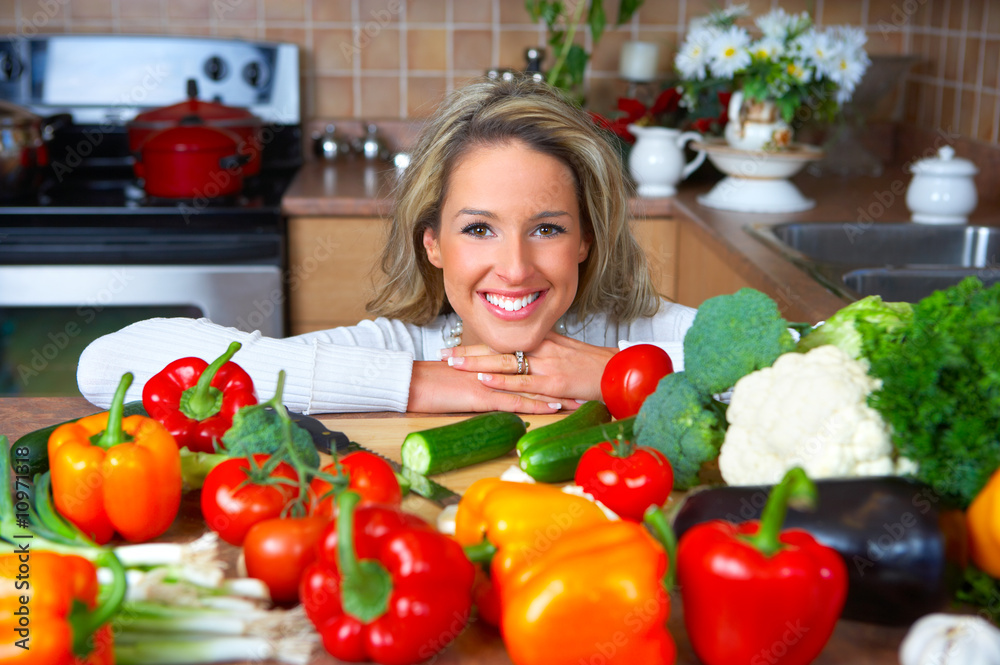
[0, 265, 283, 397]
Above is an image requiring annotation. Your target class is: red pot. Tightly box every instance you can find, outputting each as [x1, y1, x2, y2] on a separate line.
[136, 124, 248, 199]
[127, 79, 262, 177]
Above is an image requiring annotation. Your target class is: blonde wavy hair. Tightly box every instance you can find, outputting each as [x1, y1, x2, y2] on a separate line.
[367, 76, 660, 325]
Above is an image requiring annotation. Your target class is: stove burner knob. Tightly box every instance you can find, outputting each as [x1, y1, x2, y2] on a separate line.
[204, 55, 228, 81]
[243, 61, 262, 87]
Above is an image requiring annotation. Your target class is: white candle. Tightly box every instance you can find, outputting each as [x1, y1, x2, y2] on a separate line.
[619, 41, 659, 82]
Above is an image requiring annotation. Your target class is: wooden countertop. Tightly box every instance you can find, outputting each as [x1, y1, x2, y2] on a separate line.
[1, 396, 913, 665]
[282, 158, 1000, 325]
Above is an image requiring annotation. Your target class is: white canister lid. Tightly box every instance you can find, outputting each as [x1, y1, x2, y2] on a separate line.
[910, 145, 978, 176]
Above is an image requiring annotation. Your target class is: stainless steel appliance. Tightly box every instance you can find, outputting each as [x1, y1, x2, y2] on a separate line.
[0, 35, 303, 396]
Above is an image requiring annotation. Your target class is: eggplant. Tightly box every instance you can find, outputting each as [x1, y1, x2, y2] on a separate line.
[671, 476, 968, 626]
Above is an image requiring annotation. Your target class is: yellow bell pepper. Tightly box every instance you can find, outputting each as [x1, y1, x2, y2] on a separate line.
[454, 478, 609, 576]
[968, 467, 1000, 577]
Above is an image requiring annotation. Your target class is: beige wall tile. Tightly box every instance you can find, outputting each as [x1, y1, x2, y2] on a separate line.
[868, 29, 905, 55]
[868, 0, 908, 29]
[940, 84, 956, 132]
[406, 75, 446, 116]
[927, 33, 943, 77]
[978, 92, 996, 141]
[360, 27, 401, 70]
[968, 0, 987, 31]
[315, 75, 355, 116]
[165, 0, 210, 21]
[635, 0, 679, 26]
[499, 0, 533, 25]
[72, 0, 113, 20]
[213, 0, 257, 21]
[407, 0, 445, 24]
[958, 88, 976, 137]
[20, 0, 68, 23]
[359, 0, 402, 25]
[591, 30, 631, 74]
[984, 39, 1000, 89]
[930, 0, 951, 30]
[903, 80, 921, 124]
[963, 37, 981, 85]
[316, 28, 358, 71]
[117, 20, 164, 34]
[265, 26, 308, 50]
[119, 0, 162, 20]
[0, 0, 16, 21]
[943, 34, 961, 81]
[71, 21, 114, 33]
[214, 22, 262, 39]
[821, 1, 863, 26]
[264, 0, 305, 21]
[359, 75, 400, 116]
[312, 0, 353, 22]
[989, 1, 1000, 33]
[498, 29, 544, 70]
[164, 23, 212, 35]
[453, 29, 495, 74]
[408, 28, 447, 71]
[454, 0, 492, 24]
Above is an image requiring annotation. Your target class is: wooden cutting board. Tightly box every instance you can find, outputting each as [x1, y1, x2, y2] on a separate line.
[317, 413, 568, 500]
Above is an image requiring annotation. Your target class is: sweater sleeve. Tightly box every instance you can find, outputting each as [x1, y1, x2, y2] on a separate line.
[76, 318, 416, 414]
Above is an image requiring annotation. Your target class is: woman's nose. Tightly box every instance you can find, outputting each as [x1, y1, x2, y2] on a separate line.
[495, 238, 534, 283]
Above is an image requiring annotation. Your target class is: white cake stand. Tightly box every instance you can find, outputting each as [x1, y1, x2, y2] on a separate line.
[692, 139, 824, 213]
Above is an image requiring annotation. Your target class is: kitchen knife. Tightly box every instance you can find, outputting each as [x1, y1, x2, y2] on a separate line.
[290, 412, 461, 507]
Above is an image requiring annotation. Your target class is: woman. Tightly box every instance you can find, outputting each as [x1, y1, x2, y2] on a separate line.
[77, 77, 696, 414]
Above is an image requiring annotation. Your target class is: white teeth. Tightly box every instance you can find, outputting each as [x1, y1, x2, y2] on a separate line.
[485, 292, 539, 311]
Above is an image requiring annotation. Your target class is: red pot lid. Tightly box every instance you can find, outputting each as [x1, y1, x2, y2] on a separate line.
[142, 125, 239, 153]
[132, 79, 260, 127]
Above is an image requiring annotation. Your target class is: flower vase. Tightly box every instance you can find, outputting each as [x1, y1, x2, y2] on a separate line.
[724, 90, 793, 152]
[627, 124, 707, 197]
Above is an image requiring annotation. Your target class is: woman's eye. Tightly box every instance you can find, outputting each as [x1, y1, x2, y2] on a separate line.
[534, 224, 567, 237]
[462, 223, 494, 238]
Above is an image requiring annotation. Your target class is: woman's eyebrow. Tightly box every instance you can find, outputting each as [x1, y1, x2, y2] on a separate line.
[532, 210, 570, 220]
[456, 208, 497, 219]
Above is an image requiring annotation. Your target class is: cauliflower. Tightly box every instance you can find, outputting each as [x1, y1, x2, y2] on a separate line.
[718, 345, 916, 486]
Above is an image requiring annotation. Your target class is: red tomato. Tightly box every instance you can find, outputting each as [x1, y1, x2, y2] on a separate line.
[574, 440, 674, 522]
[200, 454, 299, 546]
[310, 451, 402, 517]
[600, 344, 674, 419]
[243, 515, 328, 604]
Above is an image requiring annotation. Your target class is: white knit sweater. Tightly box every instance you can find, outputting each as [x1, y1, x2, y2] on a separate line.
[77, 301, 696, 413]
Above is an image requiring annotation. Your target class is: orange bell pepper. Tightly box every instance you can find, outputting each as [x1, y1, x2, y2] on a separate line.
[0, 550, 125, 665]
[496, 519, 675, 665]
[49, 373, 182, 544]
[968, 466, 1000, 577]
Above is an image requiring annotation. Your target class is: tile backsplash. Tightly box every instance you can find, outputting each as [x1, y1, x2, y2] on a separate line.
[1, 0, 997, 145]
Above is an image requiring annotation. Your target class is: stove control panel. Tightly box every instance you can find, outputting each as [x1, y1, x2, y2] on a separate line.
[0, 35, 299, 126]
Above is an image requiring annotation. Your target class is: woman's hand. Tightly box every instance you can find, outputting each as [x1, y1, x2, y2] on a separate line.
[407, 360, 568, 414]
[439, 331, 618, 404]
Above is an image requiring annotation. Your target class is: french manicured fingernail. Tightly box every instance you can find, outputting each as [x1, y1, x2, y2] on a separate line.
[575, 399, 587, 404]
[548, 403, 563, 410]
[438, 348, 453, 359]
[478, 373, 492, 381]
[447, 356, 464, 367]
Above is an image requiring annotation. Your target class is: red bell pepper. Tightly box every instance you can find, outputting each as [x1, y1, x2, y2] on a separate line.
[676, 467, 847, 665]
[142, 341, 257, 453]
[300, 491, 476, 665]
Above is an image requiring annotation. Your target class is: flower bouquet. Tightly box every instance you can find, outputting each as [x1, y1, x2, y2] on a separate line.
[675, 4, 870, 150]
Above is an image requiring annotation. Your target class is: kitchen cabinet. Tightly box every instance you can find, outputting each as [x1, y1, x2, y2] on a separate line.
[288, 216, 682, 335]
[674, 217, 752, 308]
[287, 216, 387, 335]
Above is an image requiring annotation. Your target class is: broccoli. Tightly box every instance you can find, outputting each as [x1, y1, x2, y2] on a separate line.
[635, 372, 728, 490]
[683, 288, 799, 395]
[221, 371, 321, 469]
[862, 277, 1000, 508]
[796, 295, 913, 359]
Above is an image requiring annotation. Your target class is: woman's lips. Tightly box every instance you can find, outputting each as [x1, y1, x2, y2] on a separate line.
[480, 290, 545, 320]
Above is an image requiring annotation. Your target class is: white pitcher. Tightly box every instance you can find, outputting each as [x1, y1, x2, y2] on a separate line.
[627, 124, 706, 197]
[724, 90, 792, 152]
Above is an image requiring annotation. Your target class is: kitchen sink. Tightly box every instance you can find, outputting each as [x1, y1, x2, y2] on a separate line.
[747, 222, 1000, 302]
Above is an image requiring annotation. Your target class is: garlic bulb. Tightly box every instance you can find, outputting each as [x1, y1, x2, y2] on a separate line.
[899, 613, 1000, 665]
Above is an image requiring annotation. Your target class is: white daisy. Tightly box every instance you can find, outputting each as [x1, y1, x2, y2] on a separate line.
[795, 28, 837, 75]
[755, 8, 793, 40]
[707, 25, 752, 78]
[750, 36, 785, 61]
[785, 59, 813, 85]
[829, 49, 869, 103]
[675, 26, 718, 81]
[830, 25, 869, 57]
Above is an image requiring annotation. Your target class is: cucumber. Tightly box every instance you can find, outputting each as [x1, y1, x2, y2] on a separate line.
[515, 400, 612, 456]
[9, 401, 148, 480]
[519, 416, 635, 483]
[401, 412, 526, 475]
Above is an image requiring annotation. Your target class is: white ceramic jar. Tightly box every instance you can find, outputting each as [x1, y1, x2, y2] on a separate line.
[905, 145, 979, 224]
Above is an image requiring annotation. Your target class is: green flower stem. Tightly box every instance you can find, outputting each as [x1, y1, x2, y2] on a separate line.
[546, 0, 588, 88]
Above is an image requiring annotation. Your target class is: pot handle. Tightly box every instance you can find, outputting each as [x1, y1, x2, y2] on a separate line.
[219, 153, 252, 170]
[677, 131, 707, 180]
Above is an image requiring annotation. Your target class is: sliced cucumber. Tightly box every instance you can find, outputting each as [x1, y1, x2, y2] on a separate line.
[401, 412, 526, 475]
[519, 416, 635, 483]
[515, 400, 612, 456]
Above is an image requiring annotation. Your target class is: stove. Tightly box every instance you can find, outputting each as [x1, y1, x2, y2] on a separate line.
[0, 34, 303, 396]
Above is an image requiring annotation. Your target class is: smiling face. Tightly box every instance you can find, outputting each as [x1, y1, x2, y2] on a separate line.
[423, 140, 591, 353]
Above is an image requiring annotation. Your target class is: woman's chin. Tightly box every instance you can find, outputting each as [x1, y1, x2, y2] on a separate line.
[483, 332, 545, 354]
